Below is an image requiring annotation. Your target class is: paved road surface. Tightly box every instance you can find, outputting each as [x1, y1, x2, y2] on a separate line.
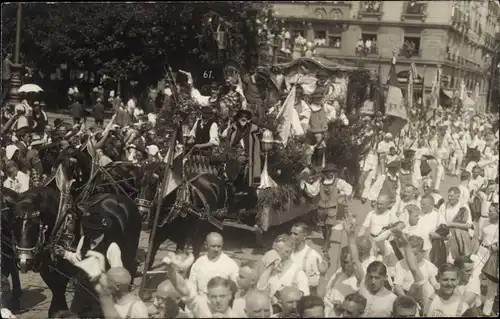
[4, 164, 459, 318]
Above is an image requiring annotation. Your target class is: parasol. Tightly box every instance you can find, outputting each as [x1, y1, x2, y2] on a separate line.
[18, 84, 43, 93]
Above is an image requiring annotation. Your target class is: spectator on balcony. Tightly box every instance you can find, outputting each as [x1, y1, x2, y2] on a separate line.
[365, 39, 372, 53]
[408, 0, 424, 14]
[371, 39, 377, 54]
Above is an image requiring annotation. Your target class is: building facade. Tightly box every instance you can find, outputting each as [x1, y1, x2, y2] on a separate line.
[273, 0, 500, 108]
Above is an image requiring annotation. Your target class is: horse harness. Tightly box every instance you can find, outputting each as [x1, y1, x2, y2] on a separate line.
[13, 210, 47, 270]
[162, 174, 227, 230]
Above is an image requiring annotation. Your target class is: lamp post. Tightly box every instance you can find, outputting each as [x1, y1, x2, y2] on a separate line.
[7, 3, 23, 108]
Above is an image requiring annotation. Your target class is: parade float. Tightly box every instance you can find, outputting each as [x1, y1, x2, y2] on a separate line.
[234, 53, 378, 240]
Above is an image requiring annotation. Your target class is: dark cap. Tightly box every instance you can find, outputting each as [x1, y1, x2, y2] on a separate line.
[235, 109, 252, 121]
[322, 164, 338, 174]
[311, 86, 328, 99]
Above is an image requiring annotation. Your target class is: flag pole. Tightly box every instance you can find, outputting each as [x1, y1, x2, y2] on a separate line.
[138, 122, 179, 299]
[420, 64, 426, 122]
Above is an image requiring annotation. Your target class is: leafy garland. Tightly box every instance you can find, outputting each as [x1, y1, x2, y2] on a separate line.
[156, 93, 200, 147]
[256, 184, 299, 217]
[256, 136, 310, 214]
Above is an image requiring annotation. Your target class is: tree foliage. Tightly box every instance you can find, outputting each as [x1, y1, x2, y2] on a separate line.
[1, 2, 268, 87]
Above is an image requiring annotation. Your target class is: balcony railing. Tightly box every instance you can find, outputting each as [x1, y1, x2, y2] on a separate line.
[355, 45, 378, 56]
[401, 0, 428, 21]
[357, 1, 383, 20]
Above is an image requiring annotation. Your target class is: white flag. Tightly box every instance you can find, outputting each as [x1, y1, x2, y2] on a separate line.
[162, 146, 183, 197]
[276, 85, 304, 146]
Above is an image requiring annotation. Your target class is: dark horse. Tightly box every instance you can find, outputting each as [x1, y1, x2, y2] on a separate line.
[10, 182, 142, 317]
[1, 187, 22, 312]
[141, 155, 258, 273]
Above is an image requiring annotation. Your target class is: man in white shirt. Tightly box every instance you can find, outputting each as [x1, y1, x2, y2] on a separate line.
[289, 222, 328, 296]
[377, 133, 396, 173]
[188, 106, 220, 150]
[458, 170, 472, 208]
[448, 128, 467, 176]
[55, 213, 124, 318]
[468, 165, 486, 197]
[359, 194, 398, 255]
[245, 290, 272, 318]
[454, 255, 482, 309]
[188, 232, 239, 296]
[232, 261, 260, 317]
[394, 235, 438, 297]
[272, 286, 303, 318]
[95, 266, 149, 319]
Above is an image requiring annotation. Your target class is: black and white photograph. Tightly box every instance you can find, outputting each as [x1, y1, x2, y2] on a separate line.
[0, 1, 499, 318]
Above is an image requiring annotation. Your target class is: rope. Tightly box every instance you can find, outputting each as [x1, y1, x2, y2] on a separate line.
[47, 264, 100, 303]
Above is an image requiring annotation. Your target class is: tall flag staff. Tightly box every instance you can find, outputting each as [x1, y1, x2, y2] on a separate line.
[427, 65, 441, 123]
[138, 119, 180, 299]
[420, 64, 426, 123]
[384, 50, 406, 142]
[376, 55, 384, 114]
[454, 9, 467, 110]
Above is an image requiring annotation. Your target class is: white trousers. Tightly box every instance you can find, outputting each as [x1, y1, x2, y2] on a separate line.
[449, 150, 464, 175]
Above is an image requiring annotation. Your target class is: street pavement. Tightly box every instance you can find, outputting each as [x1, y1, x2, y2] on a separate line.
[5, 166, 460, 318]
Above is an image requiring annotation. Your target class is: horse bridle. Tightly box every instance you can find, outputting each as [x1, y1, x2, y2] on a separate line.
[14, 210, 47, 258]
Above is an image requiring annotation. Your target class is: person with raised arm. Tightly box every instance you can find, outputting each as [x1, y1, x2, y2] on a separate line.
[392, 227, 469, 316]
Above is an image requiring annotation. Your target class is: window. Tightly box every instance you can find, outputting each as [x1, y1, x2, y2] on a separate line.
[406, 0, 426, 14]
[314, 30, 327, 47]
[328, 35, 342, 48]
[292, 29, 305, 38]
[358, 33, 378, 54]
[360, 1, 382, 13]
[403, 36, 421, 56]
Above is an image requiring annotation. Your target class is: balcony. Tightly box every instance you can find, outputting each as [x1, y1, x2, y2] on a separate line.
[401, 0, 428, 22]
[355, 38, 378, 57]
[357, 1, 383, 20]
[398, 40, 422, 58]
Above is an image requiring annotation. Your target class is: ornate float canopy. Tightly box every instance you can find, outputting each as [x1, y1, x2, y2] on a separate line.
[276, 56, 359, 73]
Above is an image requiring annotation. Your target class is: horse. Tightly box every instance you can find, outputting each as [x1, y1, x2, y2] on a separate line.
[10, 182, 142, 317]
[1, 187, 22, 312]
[141, 163, 258, 273]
